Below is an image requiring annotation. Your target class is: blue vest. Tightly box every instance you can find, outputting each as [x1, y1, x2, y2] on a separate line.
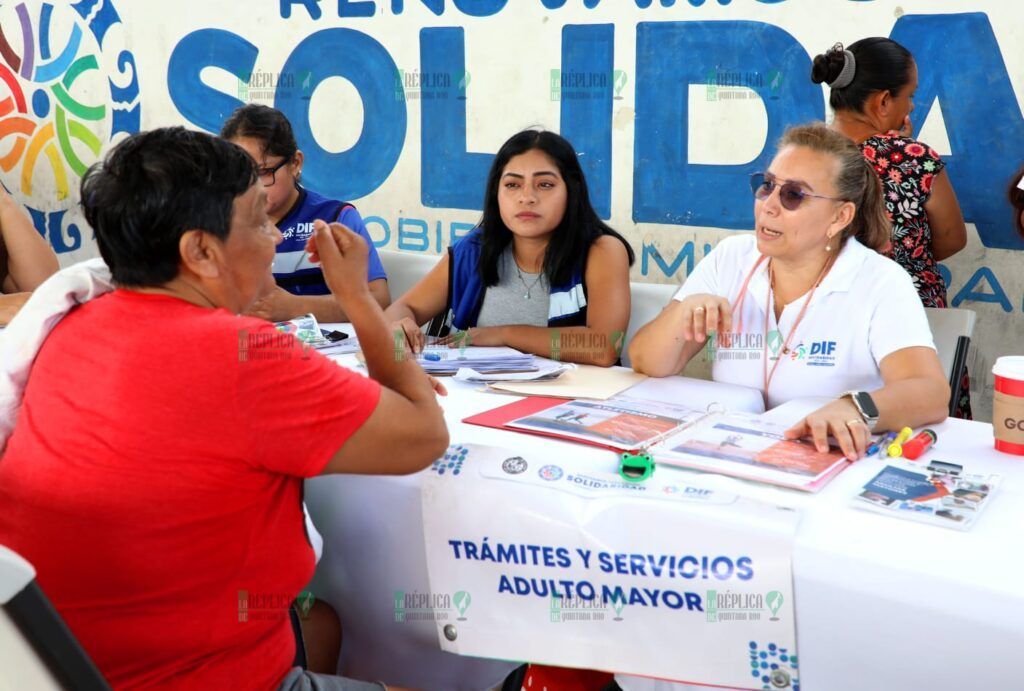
[274, 186, 387, 296]
[445, 229, 588, 331]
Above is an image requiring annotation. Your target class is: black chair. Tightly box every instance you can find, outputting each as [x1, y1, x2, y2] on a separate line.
[923, 307, 976, 416]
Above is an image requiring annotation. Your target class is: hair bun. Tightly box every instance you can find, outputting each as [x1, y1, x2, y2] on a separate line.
[810, 45, 848, 87]
[810, 53, 833, 84]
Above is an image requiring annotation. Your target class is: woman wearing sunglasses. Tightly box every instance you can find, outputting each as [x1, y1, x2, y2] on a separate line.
[629, 123, 949, 461]
[221, 104, 390, 321]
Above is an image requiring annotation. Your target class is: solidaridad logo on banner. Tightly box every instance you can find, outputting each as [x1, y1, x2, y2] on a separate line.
[0, 0, 140, 259]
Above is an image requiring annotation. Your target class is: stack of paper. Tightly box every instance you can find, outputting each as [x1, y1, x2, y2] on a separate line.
[486, 365, 646, 400]
[416, 346, 537, 375]
[316, 337, 360, 356]
[454, 362, 570, 383]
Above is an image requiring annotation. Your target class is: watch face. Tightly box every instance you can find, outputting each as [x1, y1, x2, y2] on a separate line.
[855, 392, 879, 419]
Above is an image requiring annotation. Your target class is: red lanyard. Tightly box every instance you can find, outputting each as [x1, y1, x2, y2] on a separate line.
[730, 255, 767, 338]
[729, 253, 836, 402]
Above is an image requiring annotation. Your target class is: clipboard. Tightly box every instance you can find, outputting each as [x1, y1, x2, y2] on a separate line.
[463, 395, 696, 453]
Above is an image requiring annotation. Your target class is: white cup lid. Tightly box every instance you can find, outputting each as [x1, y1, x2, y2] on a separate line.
[993, 356, 1024, 379]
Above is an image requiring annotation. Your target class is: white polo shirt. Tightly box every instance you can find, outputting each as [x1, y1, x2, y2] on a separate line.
[674, 234, 935, 408]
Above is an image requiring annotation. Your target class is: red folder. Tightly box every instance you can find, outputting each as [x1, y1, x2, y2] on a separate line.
[463, 396, 628, 451]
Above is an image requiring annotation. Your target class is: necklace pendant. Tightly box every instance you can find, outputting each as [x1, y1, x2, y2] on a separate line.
[524, 292, 530, 300]
[782, 347, 790, 354]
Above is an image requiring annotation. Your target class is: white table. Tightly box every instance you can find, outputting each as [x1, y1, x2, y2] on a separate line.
[305, 346, 1024, 691]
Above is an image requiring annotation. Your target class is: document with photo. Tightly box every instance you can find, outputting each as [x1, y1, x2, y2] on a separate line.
[853, 464, 1001, 531]
[506, 395, 703, 451]
[654, 412, 850, 491]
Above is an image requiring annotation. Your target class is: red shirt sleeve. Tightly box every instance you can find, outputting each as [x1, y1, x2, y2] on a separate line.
[234, 321, 381, 477]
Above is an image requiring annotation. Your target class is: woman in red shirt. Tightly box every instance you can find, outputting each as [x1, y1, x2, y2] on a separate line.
[0, 128, 445, 690]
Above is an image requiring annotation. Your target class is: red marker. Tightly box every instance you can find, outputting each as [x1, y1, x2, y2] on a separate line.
[901, 429, 936, 460]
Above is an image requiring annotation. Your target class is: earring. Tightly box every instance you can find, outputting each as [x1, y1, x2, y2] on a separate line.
[825, 235, 833, 252]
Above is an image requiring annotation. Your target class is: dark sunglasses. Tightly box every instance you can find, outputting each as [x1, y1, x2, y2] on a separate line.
[750, 172, 842, 211]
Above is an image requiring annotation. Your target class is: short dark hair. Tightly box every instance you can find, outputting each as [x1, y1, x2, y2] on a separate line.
[1009, 165, 1024, 237]
[220, 103, 298, 161]
[477, 129, 634, 287]
[80, 127, 257, 286]
[811, 38, 915, 113]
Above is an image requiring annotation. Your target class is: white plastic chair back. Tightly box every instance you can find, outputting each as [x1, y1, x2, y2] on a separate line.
[378, 249, 442, 303]
[621, 281, 679, 368]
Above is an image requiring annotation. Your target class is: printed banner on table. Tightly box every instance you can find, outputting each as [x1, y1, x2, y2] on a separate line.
[421, 444, 803, 689]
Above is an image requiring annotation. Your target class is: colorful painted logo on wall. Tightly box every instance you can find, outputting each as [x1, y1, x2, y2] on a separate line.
[0, 0, 140, 254]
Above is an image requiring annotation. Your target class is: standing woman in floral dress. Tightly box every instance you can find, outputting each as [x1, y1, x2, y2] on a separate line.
[813, 38, 971, 417]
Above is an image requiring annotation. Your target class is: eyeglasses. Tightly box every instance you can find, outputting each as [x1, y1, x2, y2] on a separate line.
[750, 173, 842, 211]
[256, 158, 291, 187]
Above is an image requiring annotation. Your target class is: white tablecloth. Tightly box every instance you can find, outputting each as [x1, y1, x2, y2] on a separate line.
[305, 346, 1024, 691]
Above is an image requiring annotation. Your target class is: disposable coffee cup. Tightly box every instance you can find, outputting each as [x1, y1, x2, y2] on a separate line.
[992, 356, 1024, 455]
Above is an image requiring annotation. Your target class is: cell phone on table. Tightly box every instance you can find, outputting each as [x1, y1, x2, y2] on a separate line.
[320, 329, 349, 343]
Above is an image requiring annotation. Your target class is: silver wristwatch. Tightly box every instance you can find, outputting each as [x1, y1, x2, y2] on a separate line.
[841, 390, 880, 430]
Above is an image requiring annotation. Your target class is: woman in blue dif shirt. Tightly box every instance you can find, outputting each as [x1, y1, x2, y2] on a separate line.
[222, 104, 390, 321]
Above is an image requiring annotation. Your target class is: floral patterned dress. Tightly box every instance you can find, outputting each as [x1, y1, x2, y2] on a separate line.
[859, 133, 972, 418]
[860, 133, 947, 307]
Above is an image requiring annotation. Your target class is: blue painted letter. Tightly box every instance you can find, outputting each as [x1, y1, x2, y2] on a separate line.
[420, 27, 492, 210]
[167, 29, 257, 134]
[276, 29, 407, 201]
[892, 13, 1024, 250]
[560, 24, 614, 219]
[633, 21, 822, 228]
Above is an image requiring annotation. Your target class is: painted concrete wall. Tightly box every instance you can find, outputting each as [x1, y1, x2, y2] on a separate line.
[1, 0, 1021, 419]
